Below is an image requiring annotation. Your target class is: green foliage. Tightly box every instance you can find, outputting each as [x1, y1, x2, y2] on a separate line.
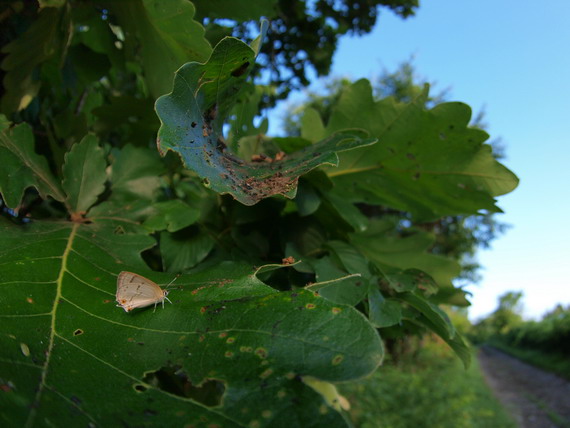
[284, 64, 513, 285]
[111, 0, 212, 98]
[155, 36, 376, 205]
[340, 341, 517, 428]
[471, 296, 570, 379]
[1, 5, 71, 112]
[322, 80, 518, 221]
[470, 291, 524, 341]
[0, 122, 66, 208]
[488, 341, 570, 381]
[0, 126, 382, 426]
[0, 1, 517, 426]
[225, 0, 419, 102]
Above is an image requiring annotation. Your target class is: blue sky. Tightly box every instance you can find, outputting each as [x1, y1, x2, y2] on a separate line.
[270, 0, 570, 320]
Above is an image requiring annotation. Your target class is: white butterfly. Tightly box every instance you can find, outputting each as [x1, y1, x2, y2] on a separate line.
[115, 271, 177, 312]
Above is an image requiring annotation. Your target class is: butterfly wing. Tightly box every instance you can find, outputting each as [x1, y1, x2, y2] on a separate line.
[116, 271, 166, 312]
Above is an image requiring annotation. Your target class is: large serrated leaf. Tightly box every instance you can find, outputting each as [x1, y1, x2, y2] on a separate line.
[0, 120, 66, 209]
[155, 37, 376, 205]
[323, 80, 519, 221]
[0, 218, 383, 426]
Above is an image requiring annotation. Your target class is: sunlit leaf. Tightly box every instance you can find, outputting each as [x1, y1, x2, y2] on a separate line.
[323, 80, 519, 221]
[156, 37, 376, 205]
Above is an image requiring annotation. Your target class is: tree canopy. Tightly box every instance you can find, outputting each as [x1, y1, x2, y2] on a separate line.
[0, 1, 517, 426]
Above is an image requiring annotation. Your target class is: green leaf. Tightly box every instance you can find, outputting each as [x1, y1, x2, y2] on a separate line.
[88, 200, 154, 230]
[295, 182, 321, 217]
[324, 80, 519, 221]
[0, 121, 66, 209]
[192, 0, 278, 21]
[383, 269, 439, 294]
[111, 0, 212, 98]
[398, 292, 471, 368]
[109, 144, 165, 201]
[226, 83, 269, 149]
[72, 6, 119, 56]
[92, 95, 160, 143]
[1, 6, 70, 113]
[156, 37, 376, 205]
[368, 287, 402, 328]
[143, 200, 200, 232]
[350, 219, 460, 288]
[396, 292, 455, 340]
[322, 192, 368, 232]
[0, 114, 10, 131]
[249, 19, 269, 57]
[301, 107, 326, 142]
[62, 134, 107, 215]
[312, 257, 368, 306]
[444, 331, 471, 369]
[160, 229, 215, 272]
[0, 218, 383, 426]
[38, 0, 66, 8]
[326, 240, 371, 277]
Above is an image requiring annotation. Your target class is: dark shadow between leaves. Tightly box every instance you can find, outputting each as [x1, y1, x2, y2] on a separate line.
[141, 366, 225, 407]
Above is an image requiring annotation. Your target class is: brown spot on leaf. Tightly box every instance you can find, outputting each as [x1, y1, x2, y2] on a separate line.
[157, 138, 165, 156]
[241, 174, 298, 200]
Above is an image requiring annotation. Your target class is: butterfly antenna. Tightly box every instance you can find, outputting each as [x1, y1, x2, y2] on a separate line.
[164, 273, 181, 291]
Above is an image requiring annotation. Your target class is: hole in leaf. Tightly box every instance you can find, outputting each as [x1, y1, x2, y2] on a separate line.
[73, 329, 84, 336]
[133, 384, 147, 393]
[142, 366, 225, 406]
[231, 61, 250, 77]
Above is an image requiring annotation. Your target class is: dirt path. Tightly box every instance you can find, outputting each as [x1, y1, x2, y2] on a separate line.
[477, 346, 570, 428]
